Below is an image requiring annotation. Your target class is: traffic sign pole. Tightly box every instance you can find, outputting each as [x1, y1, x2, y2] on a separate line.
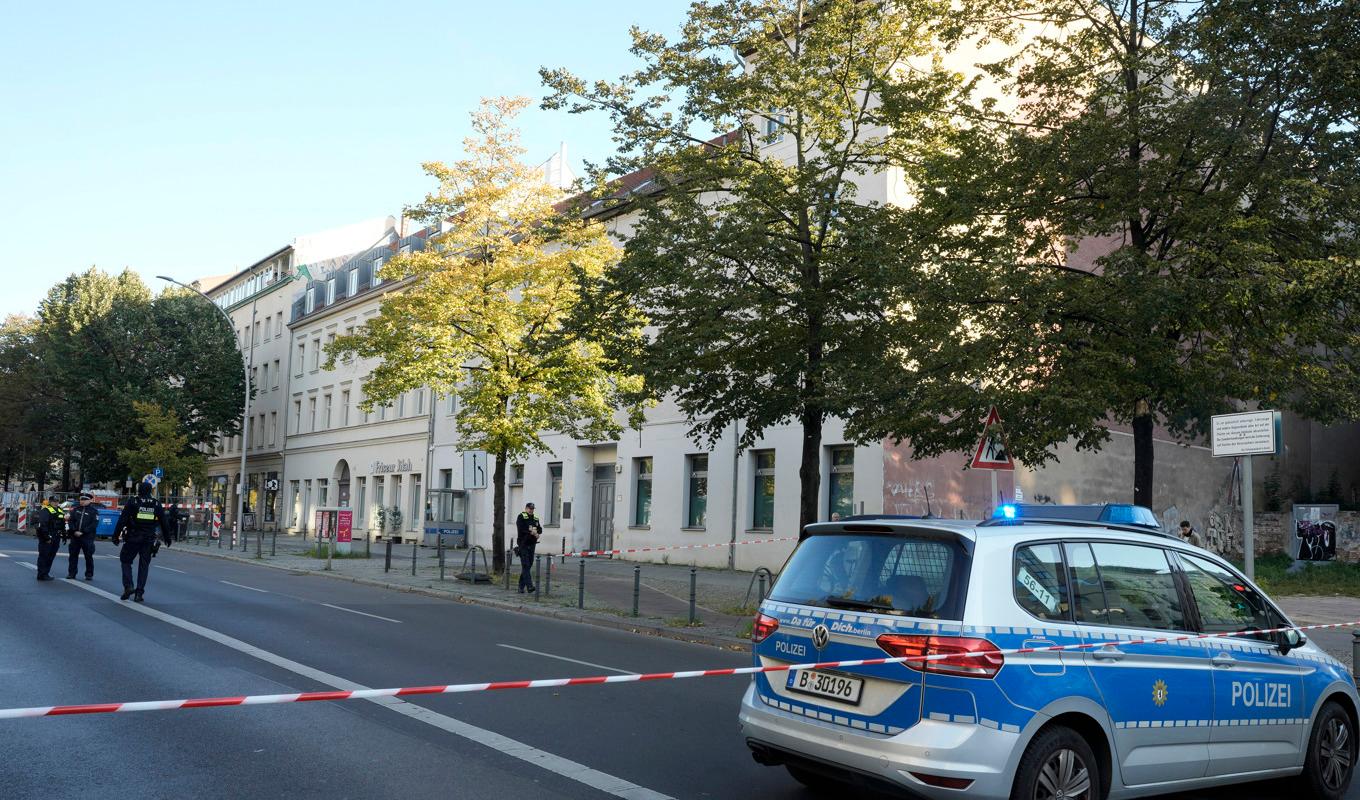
[1243, 455, 1254, 580]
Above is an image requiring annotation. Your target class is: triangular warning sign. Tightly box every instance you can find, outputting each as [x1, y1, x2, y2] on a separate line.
[970, 406, 1015, 471]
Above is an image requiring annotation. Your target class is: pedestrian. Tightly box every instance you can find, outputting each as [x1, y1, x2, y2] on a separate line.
[113, 479, 172, 602]
[515, 502, 542, 594]
[34, 496, 65, 581]
[65, 493, 99, 580]
[1178, 520, 1205, 549]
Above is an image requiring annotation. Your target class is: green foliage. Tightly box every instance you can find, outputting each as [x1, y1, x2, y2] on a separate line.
[542, 0, 993, 528]
[116, 400, 207, 491]
[883, 0, 1360, 505]
[1243, 552, 1360, 598]
[328, 97, 646, 567]
[0, 268, 246, 487]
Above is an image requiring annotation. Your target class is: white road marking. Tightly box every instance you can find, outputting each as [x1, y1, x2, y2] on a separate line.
[55, 577, 672, 800]
[220, 580, 269, 594]
[155, 566, 186, 574]
[0, 552, 8, 558]
[497, 644, 639, 675]
[15, 562, 33, 569]
[321, 603, 402, 624]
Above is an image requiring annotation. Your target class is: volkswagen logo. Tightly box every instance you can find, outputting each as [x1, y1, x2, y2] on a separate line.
[811, 624, 830, 651]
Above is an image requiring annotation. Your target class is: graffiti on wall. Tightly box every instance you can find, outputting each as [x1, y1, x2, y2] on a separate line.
[1293, 504, 1340, 562]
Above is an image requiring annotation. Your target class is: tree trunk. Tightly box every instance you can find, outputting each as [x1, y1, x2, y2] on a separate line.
[61, 451, 71, 492]
[492, 448, 507, 573]
[799, 405, 824, 533]
[1132, 400, 1154, 508]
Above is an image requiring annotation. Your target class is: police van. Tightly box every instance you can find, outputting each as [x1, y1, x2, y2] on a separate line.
[739, 504, 1358, 799]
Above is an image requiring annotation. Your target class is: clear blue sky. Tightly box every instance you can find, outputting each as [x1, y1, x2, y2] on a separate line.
[0, 1, 689, 317]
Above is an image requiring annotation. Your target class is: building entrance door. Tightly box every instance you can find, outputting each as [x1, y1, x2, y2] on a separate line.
[590, 465, 615, 552]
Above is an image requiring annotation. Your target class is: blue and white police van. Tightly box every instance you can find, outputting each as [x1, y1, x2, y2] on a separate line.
[740, 504, 1358, 799]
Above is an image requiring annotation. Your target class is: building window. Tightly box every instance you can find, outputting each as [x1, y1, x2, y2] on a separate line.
[322, 394, 332, 429]
[311, 338, 321, 370]
[270, 412, 278, 447]
[764, 111, 788, 140]
[307, 397, 316, 432]
[259, 364, 268, 392]
[252, 320, 261, 346]
[411, 473, 422, 526]
[415, 388, 424, 415]
[292, 400, 301, 434]
[326, 277, 336, 305]
[440, 469, 453, 489]
[296, 343, 305, 377]
[341, 390, 350, 426]
[548, 463, 563, 526]
[347, 268, 358, 296]
[397, 392, 406, 417]
[263, 315, 271, 340]
[829, 447, 854, 520]
[447, 393, 456, 415]
[272, 359, 280, 389]
[633, 457, 652, 526]
[686, 454, 708, 528]
[289, 480, 301, 526]
[752, 450, 775, 529]
[373, 257, 385, 286]
[355, 477, 367, 528]
[510, 464, 524, 486]
[304, 290, 314, 314]
[318, 478, 329, 508]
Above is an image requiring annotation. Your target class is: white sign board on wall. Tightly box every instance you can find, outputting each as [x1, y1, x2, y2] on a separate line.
[1210, 410, 1280, 458]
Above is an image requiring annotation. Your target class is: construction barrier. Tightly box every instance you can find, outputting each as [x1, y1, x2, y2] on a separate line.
[211, 513, 222, 540]
[2, 618, 1356, 720]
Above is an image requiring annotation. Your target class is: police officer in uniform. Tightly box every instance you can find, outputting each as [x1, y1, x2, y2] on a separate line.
[515, 502, 541, 593]
[34, 496, 65, 581]
[114, 479, 172, 602]
[66, 493, 99, 580]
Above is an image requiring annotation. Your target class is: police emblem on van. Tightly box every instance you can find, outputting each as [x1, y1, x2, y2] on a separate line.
[1153, 679, 1169, 708]
[811, 624, 830, 651]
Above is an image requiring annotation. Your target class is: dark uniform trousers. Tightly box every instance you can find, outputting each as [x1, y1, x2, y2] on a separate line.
[518, 543, 536, 591]
[36, 534, 61, 579]
[67, 533, 95, 578]
[120, 534, 155, 592]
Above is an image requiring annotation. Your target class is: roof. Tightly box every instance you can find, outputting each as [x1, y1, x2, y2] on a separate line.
[200, 244, 293, 298]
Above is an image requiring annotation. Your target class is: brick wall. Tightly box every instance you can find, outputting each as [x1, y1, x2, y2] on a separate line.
[1224, 510, 1360, 562]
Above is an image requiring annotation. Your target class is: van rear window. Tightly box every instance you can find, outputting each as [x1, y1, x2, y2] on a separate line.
[770, 533, 969, 619]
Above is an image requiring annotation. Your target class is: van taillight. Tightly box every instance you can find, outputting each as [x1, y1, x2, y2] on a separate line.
[876, 634, 1003, 678]
[751, 613, 779, 643]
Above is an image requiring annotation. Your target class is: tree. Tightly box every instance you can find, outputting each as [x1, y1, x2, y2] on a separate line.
[33, 269, 244, 485]
[876, 0, 1360, 507]
[542, 0, 991, 531]
[117, 400, 207, 493]
[328, 97, 645, 572]
[0, 315, 63, 490]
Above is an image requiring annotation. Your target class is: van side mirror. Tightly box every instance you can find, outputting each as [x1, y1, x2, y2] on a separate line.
[1278, 628, 1306, 655]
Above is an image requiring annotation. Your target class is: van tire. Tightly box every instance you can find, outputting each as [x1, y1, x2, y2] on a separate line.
[1299, 700, 1356, 800]
[1010, 725, 1102, 800]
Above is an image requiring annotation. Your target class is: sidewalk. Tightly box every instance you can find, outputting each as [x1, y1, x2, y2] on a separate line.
[174, 530, 762, 649]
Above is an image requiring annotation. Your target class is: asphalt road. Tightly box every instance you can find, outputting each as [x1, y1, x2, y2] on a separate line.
[0, 531, 1353, 800]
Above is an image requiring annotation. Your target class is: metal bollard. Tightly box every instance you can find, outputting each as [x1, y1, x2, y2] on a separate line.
[534, 556, 541, 601]
[543, 555, 551, 596]
[758, 572, 767, 603]
[578, 558, 585, 609]
[505, 549, 512, 591]
[271, 530, 276, 557]
[384, 539, 392, 573]
[411, 541, 417, 576]
[438, 535, 445, 581]
[325, 532, 333, 572]
[632, 565, 641, 617]
[218, 528, 222, 548]
[689, 566, 697, 625]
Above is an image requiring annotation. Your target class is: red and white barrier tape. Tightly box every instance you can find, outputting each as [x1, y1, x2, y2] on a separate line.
[562, 535, 798, 559]
[4, 619, 1357, 721]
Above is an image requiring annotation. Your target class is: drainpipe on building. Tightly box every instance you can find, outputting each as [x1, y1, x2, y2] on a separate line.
[729, 419, 741, 570]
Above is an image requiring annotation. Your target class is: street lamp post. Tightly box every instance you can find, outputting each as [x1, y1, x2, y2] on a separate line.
[158, 273, 257, 556]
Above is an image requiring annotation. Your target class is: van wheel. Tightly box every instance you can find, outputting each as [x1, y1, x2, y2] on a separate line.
[1010, 725, 1101, 800]
[785, 764, 842, 794]
[1299, 701, 1356, 800]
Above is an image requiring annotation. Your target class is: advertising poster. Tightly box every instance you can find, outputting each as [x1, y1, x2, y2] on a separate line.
[337, 510, 353, 544]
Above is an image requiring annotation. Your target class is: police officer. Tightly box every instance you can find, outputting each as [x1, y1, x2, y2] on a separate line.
[34, 496, 65, 581]
[515, 502, 542, 594]
[114, 479, 172, 602]
[66, 493, 99, 580]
